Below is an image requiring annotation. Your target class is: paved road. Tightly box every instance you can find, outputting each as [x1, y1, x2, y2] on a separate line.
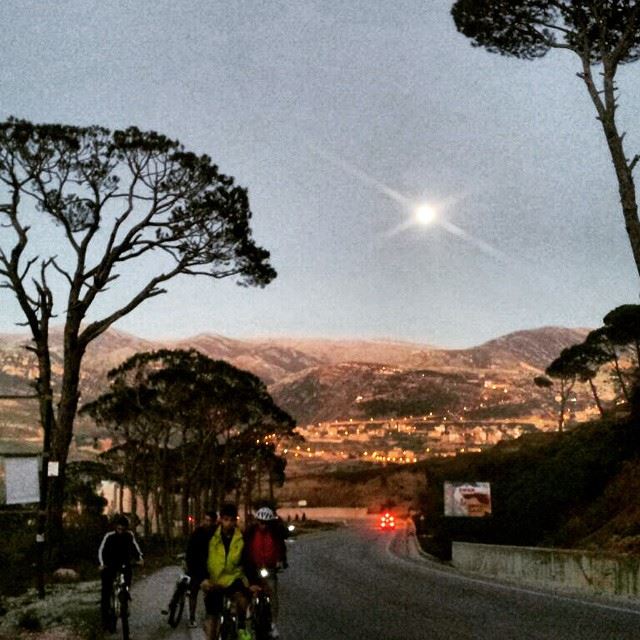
[129, 520, 640, 639]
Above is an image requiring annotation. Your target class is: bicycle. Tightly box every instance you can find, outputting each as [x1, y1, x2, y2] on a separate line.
[106, 564, 131, 640]
[162, 564, 191, 628]
[248, 568, 275, 640]
[216, 593, 240, 640]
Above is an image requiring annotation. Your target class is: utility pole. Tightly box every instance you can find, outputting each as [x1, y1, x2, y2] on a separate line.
[36, 387, 54, 600]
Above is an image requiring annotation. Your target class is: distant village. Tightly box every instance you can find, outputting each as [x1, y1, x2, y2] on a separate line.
[285, 377, 603, 464]
[287, 416, 542, 464]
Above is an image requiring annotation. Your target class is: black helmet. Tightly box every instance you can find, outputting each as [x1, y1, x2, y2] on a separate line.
[219, 502, 238, 519]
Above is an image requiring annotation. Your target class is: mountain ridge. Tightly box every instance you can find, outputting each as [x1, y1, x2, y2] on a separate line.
[0, 325, 591, 429]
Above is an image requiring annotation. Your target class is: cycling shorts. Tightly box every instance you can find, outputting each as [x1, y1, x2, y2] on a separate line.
[204, 579, 249, 616]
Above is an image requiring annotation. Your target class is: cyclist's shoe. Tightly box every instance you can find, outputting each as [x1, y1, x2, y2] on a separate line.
[270, 622, 280, 638]
[188, 619, 198, 628]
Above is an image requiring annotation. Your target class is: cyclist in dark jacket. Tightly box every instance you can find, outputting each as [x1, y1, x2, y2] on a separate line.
[98, 514, 143, 629]
[185, 510, 217, 627]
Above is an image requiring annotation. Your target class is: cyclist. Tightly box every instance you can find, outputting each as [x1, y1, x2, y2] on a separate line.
[185, 510, 217, 627]
[243, 506, 289, 639]
[200, 502, 250, 640]
[97, 514, 143, 630]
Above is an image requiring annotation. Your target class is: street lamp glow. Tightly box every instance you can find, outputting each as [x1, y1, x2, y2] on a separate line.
[415, 204, 436, 226]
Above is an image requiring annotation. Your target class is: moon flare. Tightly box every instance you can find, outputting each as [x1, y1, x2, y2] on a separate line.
[415, 204, 437, 226]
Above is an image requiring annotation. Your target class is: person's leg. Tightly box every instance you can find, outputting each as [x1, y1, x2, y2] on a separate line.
[204, 615, 217, 640]
[203, 589, 222, 639]
[231, 585, 249, 628]
[266, 574, 278, 622]
[265, 574, 280, 637]
[188, 579, 200, 624]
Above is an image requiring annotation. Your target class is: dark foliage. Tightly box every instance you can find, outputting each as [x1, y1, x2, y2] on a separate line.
[0, 510, 39, 596]
[361, 391, 457, 418]
[417, 417, 640, 559]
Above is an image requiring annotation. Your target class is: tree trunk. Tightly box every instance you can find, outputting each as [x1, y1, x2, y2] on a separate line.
[587, 378, 605, 417]
[582, 56, 640, 279]
[612, 357, 630, 402]
[256, 464, 262, 502]
[557, 377, 575, 432]
[143, 490, 151, 539]
[193, 491, 201, 524]
[268, 469, 275, 502]
[181, 482, 191, 538]
[35, 340, 56, 568]
[130, 485, 137, 524]
[48, 334, 85, 552]
[161, 470, 173, 542]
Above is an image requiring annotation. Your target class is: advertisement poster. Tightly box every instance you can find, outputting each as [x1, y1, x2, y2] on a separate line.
[444, 481, 492, 517]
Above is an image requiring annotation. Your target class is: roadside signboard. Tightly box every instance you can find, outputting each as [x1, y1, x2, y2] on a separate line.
[444, 481, 491, 517]
[1, 456, 40, 505]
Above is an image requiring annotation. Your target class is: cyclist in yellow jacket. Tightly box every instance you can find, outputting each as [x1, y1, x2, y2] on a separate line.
[200, 502, 250, 640]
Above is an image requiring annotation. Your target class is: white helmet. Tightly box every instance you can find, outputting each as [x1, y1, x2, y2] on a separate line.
[255, 507, 277, 521]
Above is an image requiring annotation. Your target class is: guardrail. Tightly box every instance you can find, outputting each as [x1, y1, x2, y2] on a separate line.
[451, 541, 640, 599]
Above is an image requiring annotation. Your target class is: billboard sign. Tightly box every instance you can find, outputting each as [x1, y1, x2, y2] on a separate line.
[3, 456, 40, 505]
[444, 481, 491, 517]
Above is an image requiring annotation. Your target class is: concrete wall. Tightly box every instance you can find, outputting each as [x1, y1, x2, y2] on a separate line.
[452, 541, 640, 599]
[278, 506, 369, 521]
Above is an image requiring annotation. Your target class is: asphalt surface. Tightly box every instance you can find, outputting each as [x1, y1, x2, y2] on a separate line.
[128, 520, 640, 639]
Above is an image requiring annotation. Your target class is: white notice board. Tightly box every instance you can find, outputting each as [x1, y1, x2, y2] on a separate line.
[4, 456, 40, 505]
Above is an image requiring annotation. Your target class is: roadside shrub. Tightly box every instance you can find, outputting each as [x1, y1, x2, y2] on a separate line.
[18, 608, 42, 631]
[0, 511, 37, 596]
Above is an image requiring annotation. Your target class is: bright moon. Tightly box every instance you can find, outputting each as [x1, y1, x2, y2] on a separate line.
[415, 204, 436, 226]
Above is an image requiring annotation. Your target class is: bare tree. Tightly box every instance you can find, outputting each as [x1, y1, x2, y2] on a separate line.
[0, 119, 276, 544]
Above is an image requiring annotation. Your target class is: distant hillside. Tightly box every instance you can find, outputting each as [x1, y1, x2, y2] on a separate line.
[0, 326, 592, 437]
[403, 327, 590, 371]
[466, 326, 591, 370]
[269, 327, 591, 424]
[248, 337, 437, 366]
[170, 335, 322, 384]
[270, 363, 476, 425]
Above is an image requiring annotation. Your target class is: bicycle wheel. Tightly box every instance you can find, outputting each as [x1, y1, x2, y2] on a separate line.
[119, 589, 130, 640]
[251, 595, 272, 640]
[167, 583, 186, 628]
[217, 611, 237, 640]
[107, 585, 119, 633]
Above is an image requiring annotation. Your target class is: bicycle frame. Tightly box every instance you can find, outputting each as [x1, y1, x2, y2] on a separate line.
[165, 571, 191, 627]
[249, 568, 275, 640]
[217, 594, 239, 640]
[109, 565, 131, 640]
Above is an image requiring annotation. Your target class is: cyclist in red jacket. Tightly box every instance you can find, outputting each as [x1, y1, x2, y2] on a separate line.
[243, 506, 289, 639]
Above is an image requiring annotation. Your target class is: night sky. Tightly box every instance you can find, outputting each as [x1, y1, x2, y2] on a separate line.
[0, 0, 638, 347]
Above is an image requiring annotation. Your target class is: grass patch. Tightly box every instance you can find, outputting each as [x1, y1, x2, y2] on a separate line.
[0, 580, 100, 639]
